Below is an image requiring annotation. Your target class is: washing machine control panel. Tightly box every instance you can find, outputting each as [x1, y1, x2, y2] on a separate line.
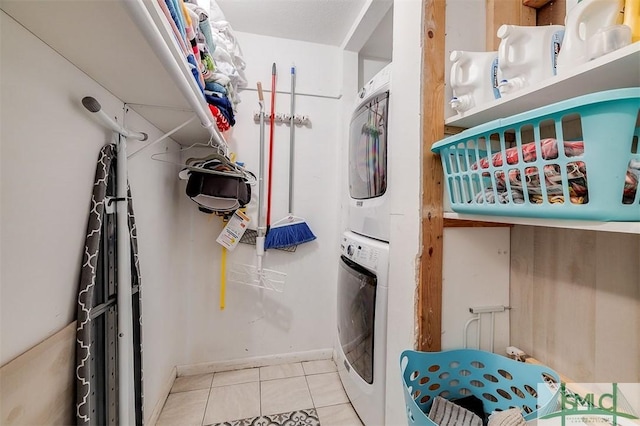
[341, 235, 380, 272]
[355, 63, 391, 108]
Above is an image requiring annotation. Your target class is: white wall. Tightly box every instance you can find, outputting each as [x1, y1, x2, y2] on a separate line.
[0, 11, 122, 365]
[441, 228, 510, 352]
[178, 32, 342, 365]
[384, 0, 424, 424]
[444, 0, 487, 119]
[0, 11, 187, 420]
[359, 57, 391, 88]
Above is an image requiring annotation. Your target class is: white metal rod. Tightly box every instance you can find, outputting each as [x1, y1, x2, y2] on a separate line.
[490, 312, 496, 353]
[469, 305, 505, 314]
[127, 116, 196, 159]
[122, 0, 226, 149]
[463, 316, 479, 349]
[241, 87, 342, 100]
[116, 134, 135, 425]
[82, 97, 147, 141]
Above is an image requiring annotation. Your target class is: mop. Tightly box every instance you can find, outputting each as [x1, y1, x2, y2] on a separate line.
[228, 82, 286, 292]
[265, 66, 316, 250]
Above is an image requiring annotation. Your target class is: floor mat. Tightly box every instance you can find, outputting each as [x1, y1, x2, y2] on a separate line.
[210, 408, 320, 426]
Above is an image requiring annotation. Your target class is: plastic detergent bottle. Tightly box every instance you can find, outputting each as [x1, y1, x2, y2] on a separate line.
[449, 50, 500, 113]
[556, 0, 625, 73]
[623, 0, 640, 42]
[497, 24, 565, 95]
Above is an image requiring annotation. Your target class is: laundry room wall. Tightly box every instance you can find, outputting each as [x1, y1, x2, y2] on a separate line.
[177, 32, 344, 365]
[383, 1, 424, 424]
[444, 0, 487, 118]
[0, 10, 189, 421]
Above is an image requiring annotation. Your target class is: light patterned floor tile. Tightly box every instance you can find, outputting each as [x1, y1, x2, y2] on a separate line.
[260, 376, 314, 415]
[306, 372, 349, 408]
[259, 362, 305, 381]
[211, 367, 260, 387]
[203, 382, 261, 424]
[301, 359, 337, 376]
[171, 373, 214, 393]
[316, 403, 363, 426]
[156, 388, 209, 426]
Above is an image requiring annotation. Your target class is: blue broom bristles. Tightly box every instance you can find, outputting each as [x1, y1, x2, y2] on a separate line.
[264, 221, 316, 249]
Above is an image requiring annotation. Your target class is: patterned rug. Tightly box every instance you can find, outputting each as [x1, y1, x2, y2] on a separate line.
[210, 408, 320, 426]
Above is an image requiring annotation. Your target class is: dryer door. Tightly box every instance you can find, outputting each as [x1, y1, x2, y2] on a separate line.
[337, 255, 377, 384]
[348, 91, 389, 200]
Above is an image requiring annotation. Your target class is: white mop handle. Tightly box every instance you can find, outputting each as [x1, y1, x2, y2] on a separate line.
[256, 236, 265, 272]
[256, 236, 265, 257]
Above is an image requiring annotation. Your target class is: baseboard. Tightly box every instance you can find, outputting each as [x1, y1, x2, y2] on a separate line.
[146, 366, 176, 426]
[176, 348, 334, 377]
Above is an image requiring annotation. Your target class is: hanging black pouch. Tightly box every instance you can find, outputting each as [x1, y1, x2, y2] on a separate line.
[185, 171, 251, 213]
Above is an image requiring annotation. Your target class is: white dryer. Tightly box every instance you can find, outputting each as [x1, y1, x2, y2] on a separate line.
[336, 231, 389, 426]
[347, 64, 391, 242]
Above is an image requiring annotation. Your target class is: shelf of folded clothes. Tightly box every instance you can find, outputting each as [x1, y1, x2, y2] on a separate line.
[0, 0, 246, 145]
[158, 0, 246, 133]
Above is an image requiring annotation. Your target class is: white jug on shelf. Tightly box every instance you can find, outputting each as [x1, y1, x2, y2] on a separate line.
[556, 0, 625, 73]
[449, 50, 501, 113]
[497, 24, 565, 95]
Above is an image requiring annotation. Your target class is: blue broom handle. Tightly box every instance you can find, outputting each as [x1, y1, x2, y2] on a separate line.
[289, 66, 296, 213]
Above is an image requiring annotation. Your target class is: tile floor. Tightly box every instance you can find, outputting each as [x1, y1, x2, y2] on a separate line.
[156, 359, 364, 426]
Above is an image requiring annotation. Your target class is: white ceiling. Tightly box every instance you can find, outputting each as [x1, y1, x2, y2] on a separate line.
[215, 0, 368, 46]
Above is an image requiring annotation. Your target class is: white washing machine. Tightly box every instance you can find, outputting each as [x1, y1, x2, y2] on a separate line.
[348, 64, 391, 242]
[336, 231, 389, 426]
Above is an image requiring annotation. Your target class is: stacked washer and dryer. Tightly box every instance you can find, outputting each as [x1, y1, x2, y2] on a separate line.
[336, 64, 391, 426]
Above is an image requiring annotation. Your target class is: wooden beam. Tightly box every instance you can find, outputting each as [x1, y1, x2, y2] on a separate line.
[537, 0, 567, 25]
[419, 0, 446, 352]
[444, 125, 466, 135]
[523, 0, 552, 8]
[444, 218, 512, 227]
[486, 0, 537, 50]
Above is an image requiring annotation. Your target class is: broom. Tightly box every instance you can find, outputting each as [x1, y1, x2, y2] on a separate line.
[265, 65, 316, 250]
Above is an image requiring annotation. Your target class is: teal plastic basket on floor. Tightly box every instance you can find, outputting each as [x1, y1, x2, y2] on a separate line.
[432, 88, 640, 221]
[400, 349, 561, 426]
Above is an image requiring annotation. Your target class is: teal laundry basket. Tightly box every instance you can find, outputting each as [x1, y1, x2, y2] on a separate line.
[432, 88, 640, 221]
[400, 349, 561, 425]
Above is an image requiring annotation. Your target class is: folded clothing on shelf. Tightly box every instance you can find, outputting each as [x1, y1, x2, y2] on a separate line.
[161, 0, 247, 130]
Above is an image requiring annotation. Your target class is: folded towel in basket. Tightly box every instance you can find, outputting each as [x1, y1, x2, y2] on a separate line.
[428, 396, 483, 426]
[487, 408, 527, 426]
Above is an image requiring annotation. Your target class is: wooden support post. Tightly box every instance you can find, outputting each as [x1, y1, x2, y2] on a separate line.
[419, 0, 446, 352]
[523, 0, 552, 8]
[537, 0, 567, 26]
[486, 0, 537, 50]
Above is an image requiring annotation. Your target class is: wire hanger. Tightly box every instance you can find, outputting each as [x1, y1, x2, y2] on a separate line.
[151, 134, 256, 183]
